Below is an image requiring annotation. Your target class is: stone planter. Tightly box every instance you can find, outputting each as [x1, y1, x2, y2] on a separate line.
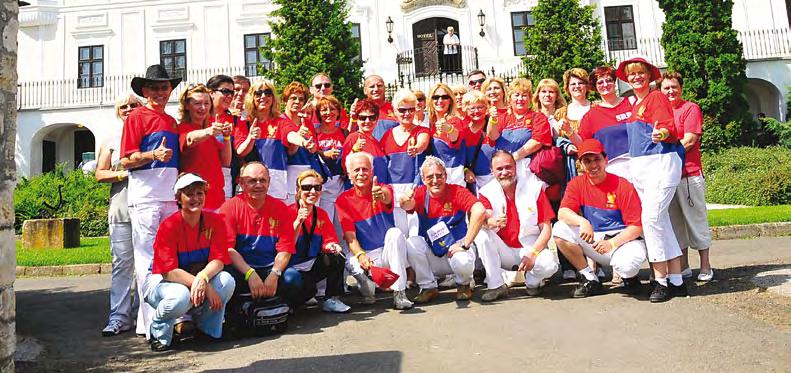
[21, 218, 80, 249]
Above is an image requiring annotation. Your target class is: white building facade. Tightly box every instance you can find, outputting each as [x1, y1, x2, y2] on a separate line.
[14, 0, 791, 177]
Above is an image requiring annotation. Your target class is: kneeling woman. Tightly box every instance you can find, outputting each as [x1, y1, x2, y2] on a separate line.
[289, 170, 351, 313]
[146, 173, 236, 351]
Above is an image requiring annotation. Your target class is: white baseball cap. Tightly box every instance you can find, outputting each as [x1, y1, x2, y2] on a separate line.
[173, 173, 207, 194]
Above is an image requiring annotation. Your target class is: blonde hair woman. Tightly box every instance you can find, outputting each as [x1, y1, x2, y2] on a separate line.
[533, 78, 569, 139]
[427, 83, 465, 185]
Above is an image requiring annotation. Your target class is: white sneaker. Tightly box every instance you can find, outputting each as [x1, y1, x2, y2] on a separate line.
[322, 297, 351, 313]
[697, 269, 714, 282]
[393, 290, 413, 310]
[438, 275, 456, 288]
[304, 297, 319, 306]
[102, 319, 131, 337]
[681, 267, 693, 279]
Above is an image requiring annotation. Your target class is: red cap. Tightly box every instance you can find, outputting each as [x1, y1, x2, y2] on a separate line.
[616, 56, 662, 82]
[368, 266, 399, 289]
[578, 139, 605, 158]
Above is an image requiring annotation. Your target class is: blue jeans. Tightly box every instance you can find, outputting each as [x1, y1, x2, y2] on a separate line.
[146, 271, 236, 346]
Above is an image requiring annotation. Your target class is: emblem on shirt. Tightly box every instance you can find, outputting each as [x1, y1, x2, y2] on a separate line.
[269, 217, 279, 231]
[524, 118, 532, 126]
[316, 219, 324, 230]
[615, 112, 632, 122]
[443, 202, 453, 213]
[636, 105, 646, 120]
[606, 192, 617, 209]
[202, 228, 213, 240]
[268, 124, 277, 138]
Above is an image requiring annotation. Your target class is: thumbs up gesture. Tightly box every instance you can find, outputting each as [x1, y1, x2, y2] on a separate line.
[407, 137, 418, 157]
[371, 176, 385, 201]
[488, 106, 499, 120]
[153, 137, 172, 162]
[352, 136, 366, 153]
[496, 205, 508, 228]
[399, 187, 416, 210]
[207, 114, 224, 137]
[296, 198, 310, 225]
[435, 118, 450, 136]
[304, 136, 318, 153]
[248, 118, 261, 140]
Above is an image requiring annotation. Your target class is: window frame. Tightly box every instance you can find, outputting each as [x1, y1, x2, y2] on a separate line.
[243, 33, 272, 77]
[159, 39, 187, 81]
[351, 23, 362, 62]
[510, 11, 534, 56]
[77, 45, 104, 88]
[604, 5, 637, 51]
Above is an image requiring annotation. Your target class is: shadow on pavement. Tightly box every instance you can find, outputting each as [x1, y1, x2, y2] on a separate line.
[689, 263, 790, 296]
[202, 350, 402, 373]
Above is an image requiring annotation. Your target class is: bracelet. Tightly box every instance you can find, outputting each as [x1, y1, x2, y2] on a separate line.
[223, 136, 231, 141]
[198, 273, 209, 284]
[355, 250, 366, 259]
[608, 239, 618, 251]
[244, 267, 256, 281]
[352, 145, 361, 153]
[532, 248, 542, 257]
[116, 173, 124, 182]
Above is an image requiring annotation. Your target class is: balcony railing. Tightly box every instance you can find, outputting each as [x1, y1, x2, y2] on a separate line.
[17, 66, 270, 110]
[606, 28, 791, 68]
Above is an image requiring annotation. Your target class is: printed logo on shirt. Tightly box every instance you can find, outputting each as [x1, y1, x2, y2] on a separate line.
[524, 118, 532, 126]
[316, 219, 324, 230]
[203, 228, 213, 240]
[443, 202, 453, 213]
[269, 217, 280, 231]
[268, 124, 277, 138]
[636, 105, 646, 120]
[615, 112, 632, 122]
[606, 192, 617, 209]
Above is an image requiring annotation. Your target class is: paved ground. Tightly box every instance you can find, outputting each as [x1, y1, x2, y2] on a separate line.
[14, 237, 791, 373]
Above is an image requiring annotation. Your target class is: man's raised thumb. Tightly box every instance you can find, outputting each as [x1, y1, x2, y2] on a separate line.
[159, 137, 167, 148]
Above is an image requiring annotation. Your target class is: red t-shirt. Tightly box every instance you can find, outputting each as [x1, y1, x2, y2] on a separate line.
[480, 190, 554, 248]
[178, 122, 226, 209]
[499, 110, 553, 147]
[151, 211, 231, 274]
[317, 126, 346, 176]
[429, 116, 465, 144]
[632, 90, 678, 142]
[406, 184, 479, 216]
[219, 194, 296, 268]
[288, 203, 339, 253]
[672, 100, 703, 176]
[336, 183, 396, 252]
[561, 173, 642, 232]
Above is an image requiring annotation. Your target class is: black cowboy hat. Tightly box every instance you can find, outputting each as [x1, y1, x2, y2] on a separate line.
[130, 64, 182, 97]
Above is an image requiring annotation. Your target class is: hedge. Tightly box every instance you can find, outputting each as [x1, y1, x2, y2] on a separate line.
[702, 146, 791, 206]
[14, 164, 110, 237]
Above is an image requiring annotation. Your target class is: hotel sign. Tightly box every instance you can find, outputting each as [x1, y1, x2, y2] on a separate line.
[401, 0, 466, 12]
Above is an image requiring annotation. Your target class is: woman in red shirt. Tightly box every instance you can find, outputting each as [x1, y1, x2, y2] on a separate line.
[315, 95, 347, 221]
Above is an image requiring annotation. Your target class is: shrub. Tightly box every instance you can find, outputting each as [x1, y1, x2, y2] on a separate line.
[14, 164, 110, 237]
[703, 146, 791, 206]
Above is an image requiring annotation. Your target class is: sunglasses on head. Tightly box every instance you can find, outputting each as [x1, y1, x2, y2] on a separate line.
[432, 94, 452, 101]
[299, 184, 322, 192]
[120, 103, 140, 110]
[469, 78, 486, 85]
[357, 114, 377, 122]
[215, 88, 234, 96]
[314, 83, 332, 89]
[255, 89, 274, 97]
[397, 107, 416, 114]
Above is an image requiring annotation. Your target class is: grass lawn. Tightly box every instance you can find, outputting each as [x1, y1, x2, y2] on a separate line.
[16, 237, 111, 267]
[708, 205, 791, 227]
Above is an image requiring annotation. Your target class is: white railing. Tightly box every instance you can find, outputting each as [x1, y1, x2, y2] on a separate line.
[606, 28, 791, 68]
[17, 66, 269, 110]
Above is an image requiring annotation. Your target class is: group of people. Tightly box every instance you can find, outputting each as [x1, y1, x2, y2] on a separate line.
[96, 56, 713, 351]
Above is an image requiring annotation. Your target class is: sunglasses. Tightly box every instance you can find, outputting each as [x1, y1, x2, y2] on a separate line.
[468, 78, 486, 86]
[299, 184, 322, 192]
[119, 103, 140, 110]
[432, 94, 452, 101]
[215, 88, 234, 96]
[254, 89, 274, 97]
[397, 107, 416, 114]
[357, 114, 377, 122]
[314, 83, 332, 89]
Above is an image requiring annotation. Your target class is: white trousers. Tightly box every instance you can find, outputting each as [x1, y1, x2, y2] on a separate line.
[406, 237, 476, 289]
[108, 222, 137, 325]
[346, 228, 409, 291]
[474, 230, 558, 289]
[222, 167, 232, 198]
[552, 221, 646, 278]
[606, 157, 632, 183]
[128, 200, 178, 336]
[632, 182, 682, 262]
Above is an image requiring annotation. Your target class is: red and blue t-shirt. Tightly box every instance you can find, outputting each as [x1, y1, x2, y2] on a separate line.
[178, 122, 226, 210]
[560, 173, 642, 233]
[578, 99, 633, 160]
[219, 194, 296, 268]
[288, 203, 339, 266]
[406, 184, 479, 255]
[341, 132, 390, 184]
[381, 126, 430, 187]
[495, 110, 552, 153]
[151, 211, 231, 274]
[336, 183, 396, 252]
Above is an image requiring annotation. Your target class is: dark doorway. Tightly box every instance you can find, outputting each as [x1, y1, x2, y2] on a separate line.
[73, 129, 95, 169]
[42, 140, 56, 174]
[411, 17, 460, 76]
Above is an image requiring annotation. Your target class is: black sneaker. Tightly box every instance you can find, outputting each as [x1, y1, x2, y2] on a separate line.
[149, 338, 172, 352]
[649, 282, 670, 303]
[621, 276, 642, 295]
[572, 279, 603, 298]
[669, 282, 689, 298]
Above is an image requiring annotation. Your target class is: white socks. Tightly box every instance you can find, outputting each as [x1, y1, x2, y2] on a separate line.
[578, 267, 597, 282]
[668, 274, 683, 286]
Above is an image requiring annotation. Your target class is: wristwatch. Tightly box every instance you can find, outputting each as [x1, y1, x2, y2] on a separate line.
[271, 268, 283, 277]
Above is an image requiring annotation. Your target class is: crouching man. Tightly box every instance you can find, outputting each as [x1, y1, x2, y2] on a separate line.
[474, 151, 559, 301]
[401, 156, 486, 302]
[553, 139, 646, 298]
[146, 173, 236, 352]
[336, 152, 413, 310]
[219, 162, 304, 307]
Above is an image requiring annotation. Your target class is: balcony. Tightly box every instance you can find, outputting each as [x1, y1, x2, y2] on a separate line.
[17, 66, 268, 111]
[605, 28, 791, 68]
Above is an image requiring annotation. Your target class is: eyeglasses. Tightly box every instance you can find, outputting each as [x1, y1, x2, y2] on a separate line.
[119, 103, 140, 110]
[299, 184, 322, 192]
[254, 89, 274, 97]
[432, 95, 452, 101]
[468, 78, 486, 86]
[397, 107, 416, 114]
[214, 88, 234, 96]
[357, 114, 377, 122]
[423, 173, 446, 180]
[314, 83, 332, 89]
[243, 177, 268, 185]
[596, 78, 614, 86]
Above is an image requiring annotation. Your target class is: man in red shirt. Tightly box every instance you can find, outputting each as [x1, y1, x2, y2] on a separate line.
[146, 173, 235, 351]
[553, 139, 647, 298]
[401, 156, 487, 302]
[474, 151, 559, 301]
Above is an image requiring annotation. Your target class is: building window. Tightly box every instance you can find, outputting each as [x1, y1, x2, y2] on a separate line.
[351, 23, 362, 62]
[244, 33, 271, 77]
[160, 39, 187, 80]
[604, 6, 637, 51]
[511, 11, 534, 56]
[78, 45, 103, 88]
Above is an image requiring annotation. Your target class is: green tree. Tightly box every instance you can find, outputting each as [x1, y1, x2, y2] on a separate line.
[261, 0, 363, 105]
[658, 0, 755, 150]
[521, 0, 607, 88]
